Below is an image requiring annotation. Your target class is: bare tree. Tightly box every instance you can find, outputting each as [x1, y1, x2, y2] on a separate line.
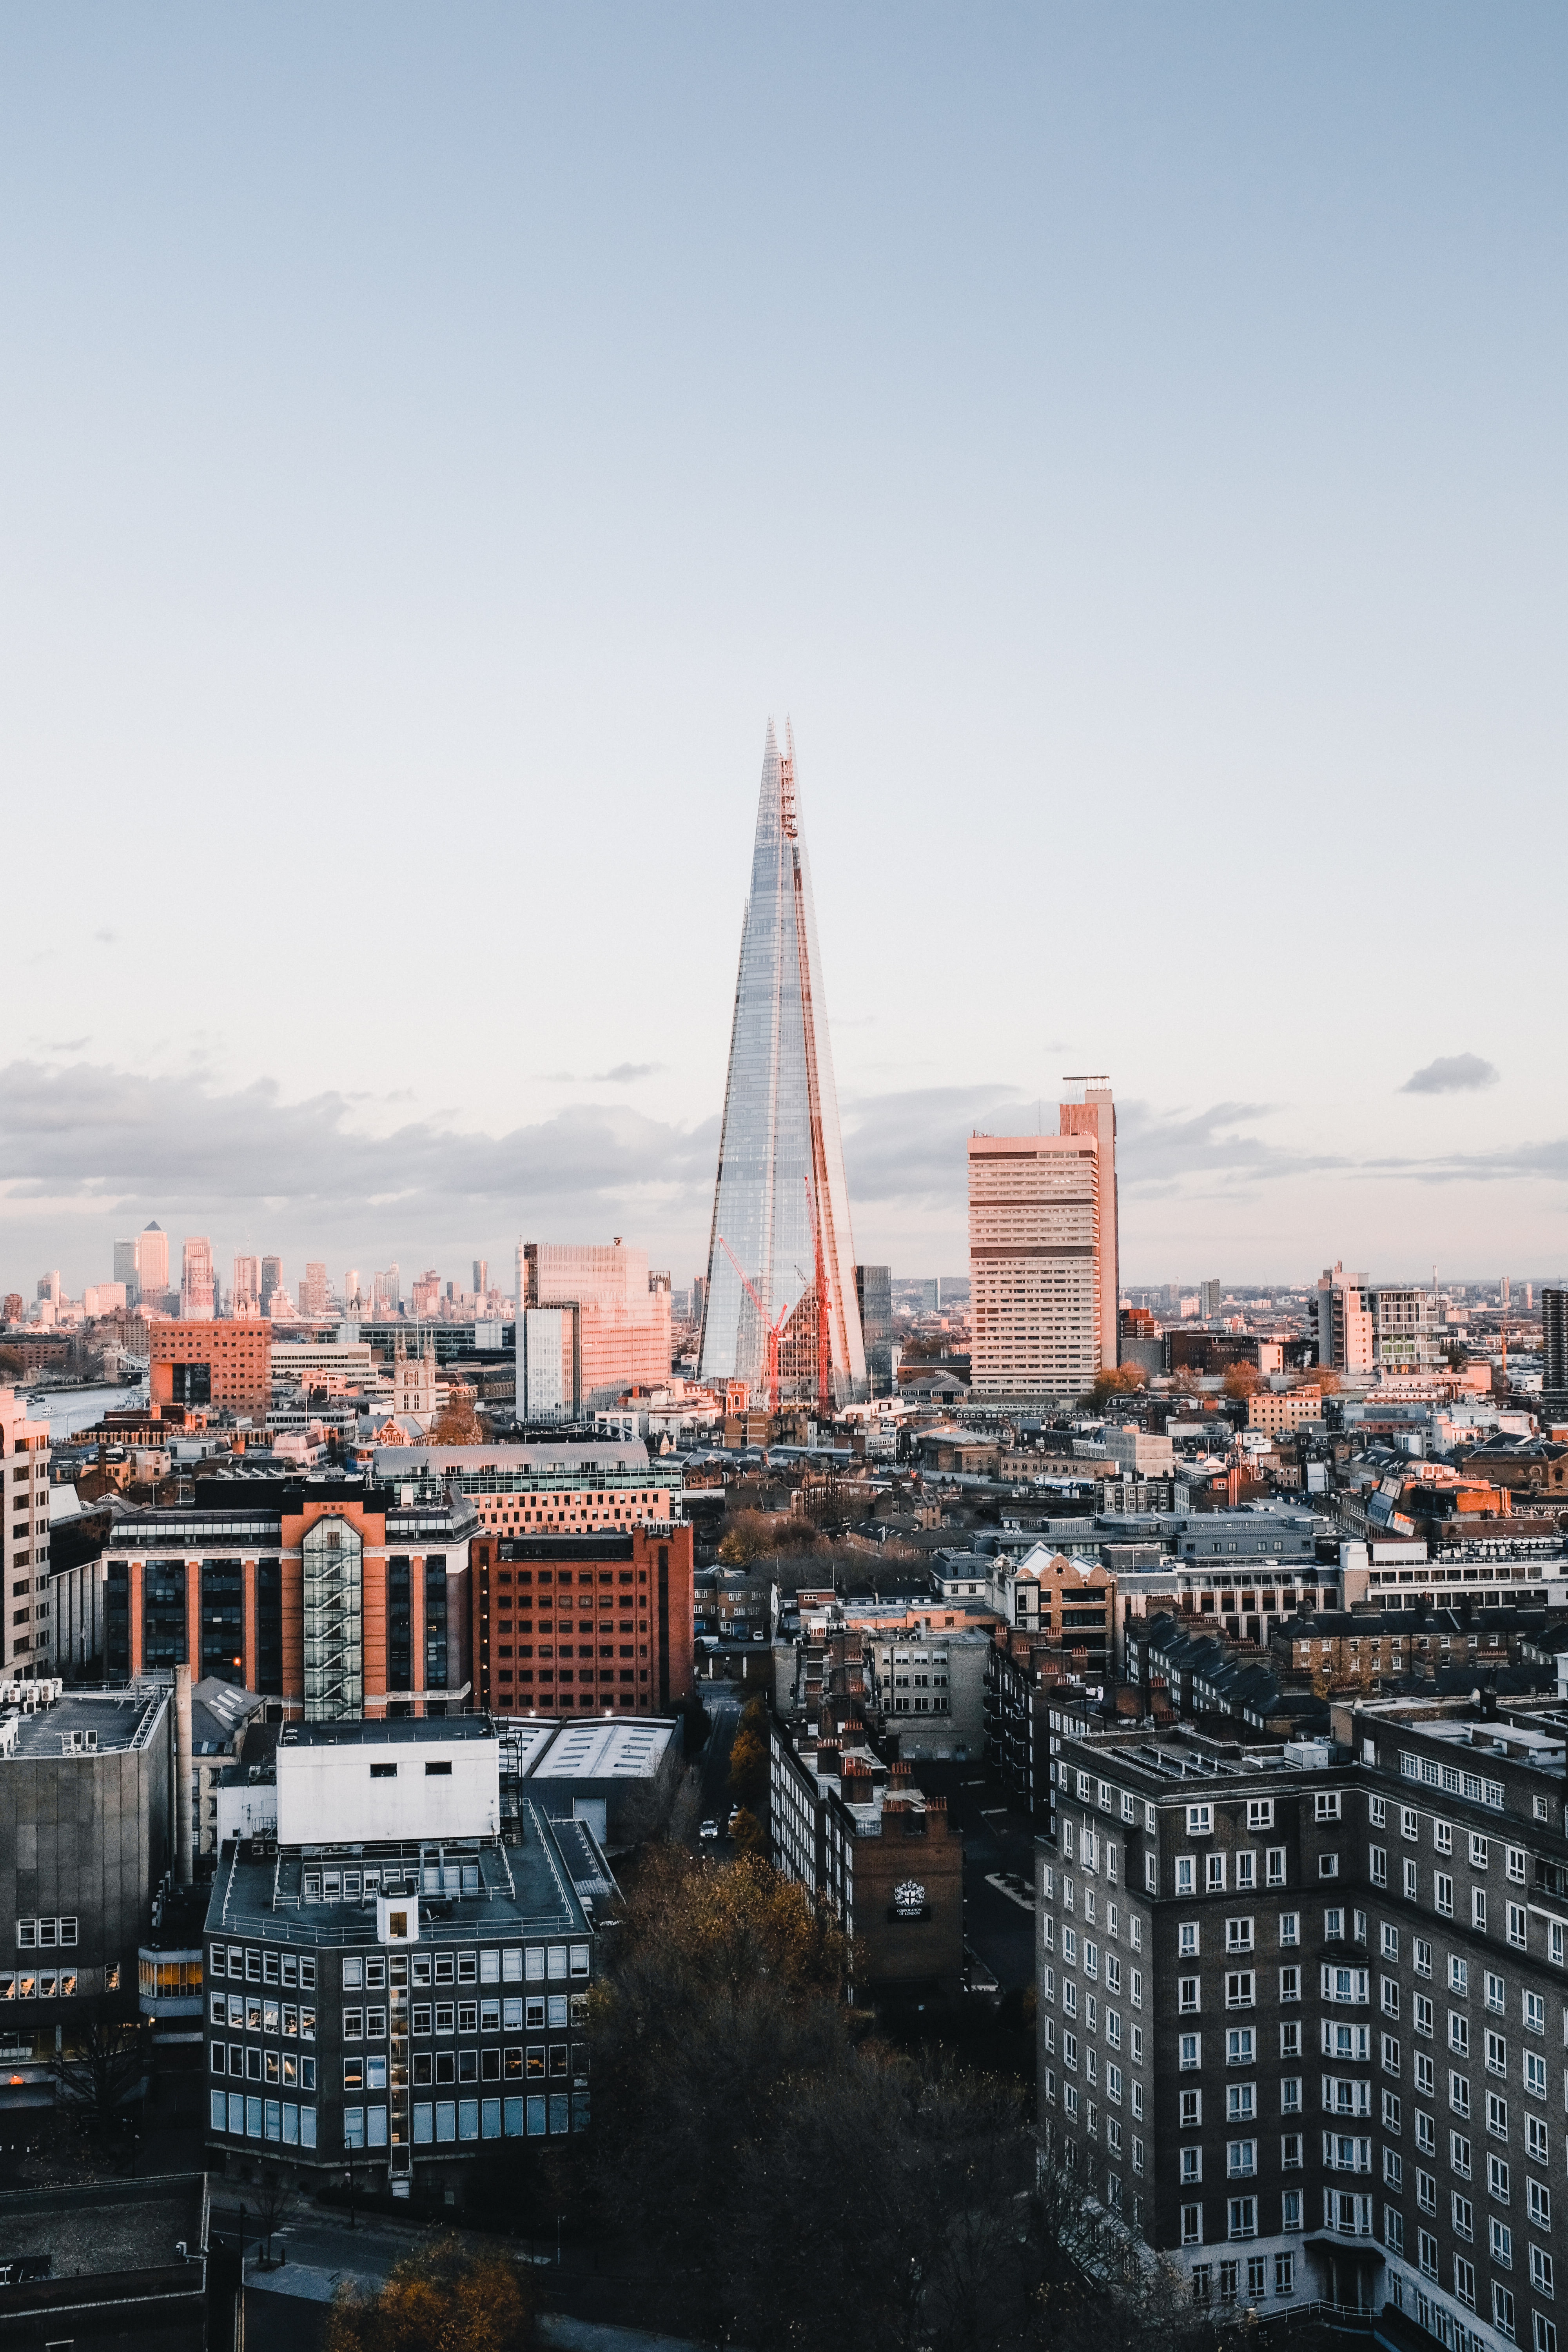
[49, 2004, 148, 2131]
[252, 2165, 294, 2265]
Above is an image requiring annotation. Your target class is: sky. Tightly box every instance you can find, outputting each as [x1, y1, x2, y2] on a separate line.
[3, 5, 1566, 1300]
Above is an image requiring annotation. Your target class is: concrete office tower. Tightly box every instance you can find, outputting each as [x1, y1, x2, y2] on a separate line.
[260, 1256, 281, 1314]
[180, 1237, 215, 1321]
[139, 1221, 169, 1304]
[515, 1240, 672, 1420]
[36, 1271, 61, 1304]
[697, 720, 866, 1408]
[301, 1262, 330, 1318]
[1, 1388, 51, 1673]
[473, 1258, 488, 1297]
[344, 1268, 362, 1312]
[1543, 1289, 1568, 1394]
[232, 1254, 260, 1316]
[1058, 1080, 1120, 1372]
[1199, 1277, 1221, 1321]
[968, 1118, 1108, 1402]
[1317, 1263, 1374, 1373]
[113, 1236, 140, 1305]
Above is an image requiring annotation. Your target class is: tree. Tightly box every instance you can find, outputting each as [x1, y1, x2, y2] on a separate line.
[429, 1398, 483, 1445]
[1221, 1364, 1262, 1400]
[728, 1727, 768, 1806]
[1083, 1366, 1145, 1410]
[252, 2165, 294, 2265]
[729, 1806, 765, 1856]
[49, 2004, 148, 2128]
[325, 2236, 534, 2352]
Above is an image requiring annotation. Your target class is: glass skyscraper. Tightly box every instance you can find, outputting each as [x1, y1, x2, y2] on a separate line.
[698, 721, 867, 1408]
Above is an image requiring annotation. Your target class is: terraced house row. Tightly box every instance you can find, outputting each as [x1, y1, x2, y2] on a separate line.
[1040, 1692, 1568, 2352]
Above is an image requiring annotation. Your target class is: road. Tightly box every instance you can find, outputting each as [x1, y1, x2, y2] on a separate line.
[669, 1687, 744, 1852]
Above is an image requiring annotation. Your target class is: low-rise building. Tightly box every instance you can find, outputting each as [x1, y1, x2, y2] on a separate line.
[768, 1714, 962, 2004]
[202, 1715, 609, 2194]
[0, 1682, 173, 2103]
[0, 2175, 212, 2350]
[150, 1319, 272, 1413]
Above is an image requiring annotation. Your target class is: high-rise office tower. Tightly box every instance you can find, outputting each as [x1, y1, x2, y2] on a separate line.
[344, 1269, 362, 1312]
[515, 1240, 671, 1421]
[138, 1222, 169, 1305]
[301, 1262, 330, 1318]
[472, 1259, 488, 1298]
[233, 1254, 261, 1316]
[1199, 1277, 1221, 1321]
[697, 721, 866, 1408]
[180, 1237, 216, 1321]
[969, 1082, 1118, 1399]
[260, 1257, 282, 1315]
[1543, 1289, 1568, 1394]
[855, 1264, 895, 1391]
[113, 1236, 140, 1305]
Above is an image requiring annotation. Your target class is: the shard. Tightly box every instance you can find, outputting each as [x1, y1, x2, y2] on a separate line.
[698, 720, 867, 1409]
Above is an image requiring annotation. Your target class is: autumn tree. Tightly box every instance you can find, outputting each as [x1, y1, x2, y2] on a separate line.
[429, 1397, 483, 1446]
[325, 2236, 534, 2352]
[1221, 1363, 1262, 1400]
[729, 1806, 765, 1856]
[728, 1726, 768, 1806]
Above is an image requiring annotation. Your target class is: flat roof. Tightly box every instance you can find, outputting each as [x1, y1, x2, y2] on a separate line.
[527, 1718, 675, 1781]
[0, 2174, 207, 2279]
[2, 1690, 166, 1760]
[278, 1717, 497, 1749]
[206, 1799, 597, 1944]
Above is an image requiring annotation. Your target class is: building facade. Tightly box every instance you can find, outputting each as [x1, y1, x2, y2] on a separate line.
[769, 1715, 963, 2003]
[202, 1717, 606, 2192]
[968, 1116, 1110, 1402]
[467, 1523, 694, 1718]
[104, 1473, 475, 1718]
[697, 720, 866, 1410]
[1040, 1700, 1568, 2352]
[149, 1321, 272, 1413]
[515, 1241, 672, 1420]
[3, 1389, 52, 1674]
[1319, 1265, 1376, 1374]
[180, 1238, 216, 1322]
[0, 1685, 173, 2103]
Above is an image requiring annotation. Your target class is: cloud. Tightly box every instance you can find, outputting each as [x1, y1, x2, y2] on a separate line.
[0, 1058, 718, 1258]
[1402, 1054, 1499, 1095]
[592, 1062, 664, 1083]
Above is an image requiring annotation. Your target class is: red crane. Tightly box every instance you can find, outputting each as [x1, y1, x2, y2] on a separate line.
[717, 1238, 793, 1414]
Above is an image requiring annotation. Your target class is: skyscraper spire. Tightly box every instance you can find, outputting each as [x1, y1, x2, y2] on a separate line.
[698, 721, 866, 1409]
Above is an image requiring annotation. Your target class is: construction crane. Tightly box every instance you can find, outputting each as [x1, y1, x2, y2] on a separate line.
[717, 1238, 793, 1414]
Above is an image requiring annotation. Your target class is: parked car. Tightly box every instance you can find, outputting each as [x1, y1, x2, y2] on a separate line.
[699, 1819, 719, 1840]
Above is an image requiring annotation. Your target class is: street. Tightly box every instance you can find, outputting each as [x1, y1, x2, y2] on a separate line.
[671, 1686, 745, 1852]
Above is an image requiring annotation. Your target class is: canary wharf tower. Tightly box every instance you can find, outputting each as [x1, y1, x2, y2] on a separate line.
[698, 721, 867, 1410]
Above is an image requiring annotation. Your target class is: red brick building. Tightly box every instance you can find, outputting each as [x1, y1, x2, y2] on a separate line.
[149, 1320, 272, 1413]
[468, 1523, 694, 1718]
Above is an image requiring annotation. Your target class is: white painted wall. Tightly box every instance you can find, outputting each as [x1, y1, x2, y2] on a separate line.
[276, 1732, 500, 1845]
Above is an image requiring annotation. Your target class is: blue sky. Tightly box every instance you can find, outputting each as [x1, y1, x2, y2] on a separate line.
[3, 5, 1565, 1295]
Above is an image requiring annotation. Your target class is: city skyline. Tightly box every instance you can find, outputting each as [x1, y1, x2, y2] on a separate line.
[3, 9, 1565, 1284]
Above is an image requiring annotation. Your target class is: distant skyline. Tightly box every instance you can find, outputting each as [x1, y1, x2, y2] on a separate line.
[3, 6, 1564, 1288]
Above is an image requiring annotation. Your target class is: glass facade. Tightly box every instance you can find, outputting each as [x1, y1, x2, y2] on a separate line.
[201, 1560, 245, 1684]
[388, 1557, 412, 1691]
[143, 1559, 187, 1668]
[257, 1557, 283, 1695]
[425, 1555, 448, 1691]
[698, 720, 866, 1406]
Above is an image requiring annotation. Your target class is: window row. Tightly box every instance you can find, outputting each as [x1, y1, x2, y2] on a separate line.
[212, 2042, 316, 2089]
[209, 1995, 316, 2036]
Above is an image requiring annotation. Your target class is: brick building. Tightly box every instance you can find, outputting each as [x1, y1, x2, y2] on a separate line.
[466, 1523, 694, 1719]
[150, 1321, 272, 1413]
[769, 1713, 964, 2004]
